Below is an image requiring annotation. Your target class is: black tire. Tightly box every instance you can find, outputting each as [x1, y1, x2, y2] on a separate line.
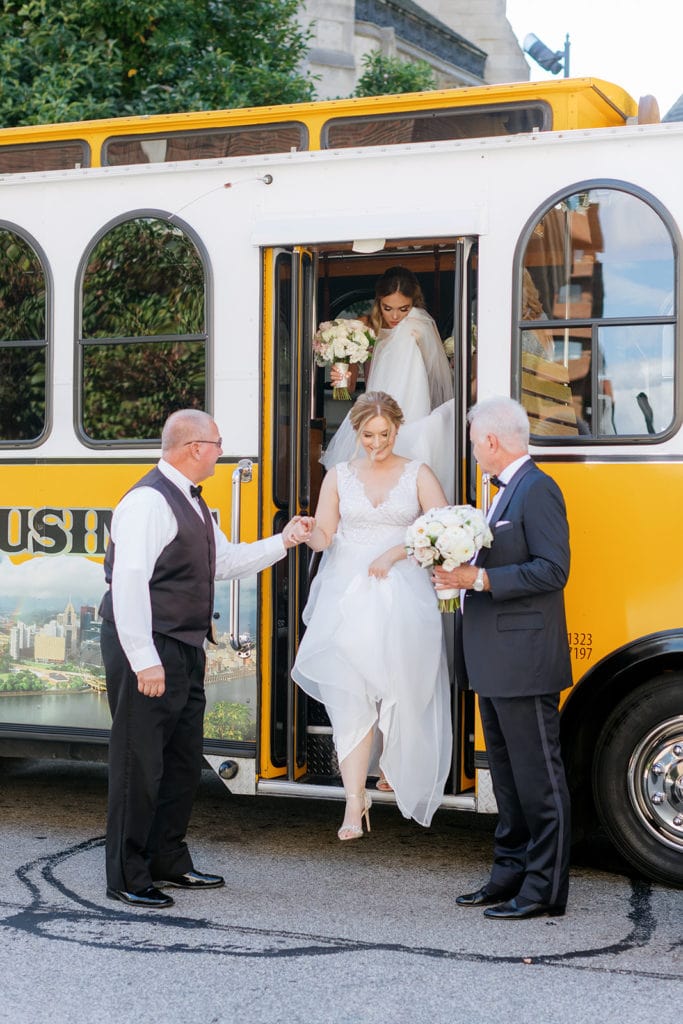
[592, 674, 683, 888]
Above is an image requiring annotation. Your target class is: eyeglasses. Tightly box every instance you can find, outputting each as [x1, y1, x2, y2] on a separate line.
[185, 438, 223, 448]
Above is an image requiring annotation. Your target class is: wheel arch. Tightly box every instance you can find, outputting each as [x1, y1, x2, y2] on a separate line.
[560, 630, 683, 818]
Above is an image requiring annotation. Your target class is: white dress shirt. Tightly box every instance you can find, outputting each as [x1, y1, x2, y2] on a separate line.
[461, 454, 532, 608]
[109, 459, 286, 672]
[486, 454, 531, 522]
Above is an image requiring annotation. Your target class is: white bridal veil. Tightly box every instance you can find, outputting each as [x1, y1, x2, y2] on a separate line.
[320, 306, 455, 500]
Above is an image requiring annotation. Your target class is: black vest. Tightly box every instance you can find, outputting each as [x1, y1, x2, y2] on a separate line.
[99, 467, 216, 648]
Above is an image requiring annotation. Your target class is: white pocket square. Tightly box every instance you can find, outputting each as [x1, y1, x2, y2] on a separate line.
[495, 520, 511, 527]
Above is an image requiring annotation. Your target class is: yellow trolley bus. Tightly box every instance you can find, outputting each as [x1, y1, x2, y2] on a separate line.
[0, 78, 681, 888]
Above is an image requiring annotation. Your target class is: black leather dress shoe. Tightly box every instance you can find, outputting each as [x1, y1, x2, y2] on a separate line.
[154, 870, 225, 890]
[455, 885, 518, 907]
[106, 885, 174, 909]
[483, 897, 566, 920]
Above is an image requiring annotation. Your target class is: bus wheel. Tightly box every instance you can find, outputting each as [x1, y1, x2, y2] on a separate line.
[592, 675, 683, 888]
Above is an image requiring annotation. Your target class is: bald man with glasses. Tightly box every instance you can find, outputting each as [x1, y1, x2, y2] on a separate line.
[99, 408, 312, 908]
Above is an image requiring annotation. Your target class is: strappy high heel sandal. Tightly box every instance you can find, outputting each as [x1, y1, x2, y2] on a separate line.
[376, 773, 393, 792]
[337, 791, 372, 841]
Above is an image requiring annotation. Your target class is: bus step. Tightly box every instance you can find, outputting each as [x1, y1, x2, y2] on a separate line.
[306, 724, 338, 777]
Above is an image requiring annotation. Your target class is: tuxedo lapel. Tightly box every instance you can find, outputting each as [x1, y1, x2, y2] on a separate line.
[475, 461, 536, 567]
[488, 460, 535, 528]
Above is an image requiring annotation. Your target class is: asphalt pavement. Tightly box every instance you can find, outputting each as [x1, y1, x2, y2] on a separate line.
[0, 757, 680, 1024]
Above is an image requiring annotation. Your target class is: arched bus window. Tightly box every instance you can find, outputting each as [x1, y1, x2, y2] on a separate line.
[515, 185, 676, 441]
[79, 215, 208, 445]
[0, 225, 48, 445]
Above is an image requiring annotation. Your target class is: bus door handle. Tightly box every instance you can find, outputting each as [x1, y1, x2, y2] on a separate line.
[229, 459, 253, 652]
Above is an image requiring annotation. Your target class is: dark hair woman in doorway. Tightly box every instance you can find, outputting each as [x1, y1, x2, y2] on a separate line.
[322, 266, 454, 499]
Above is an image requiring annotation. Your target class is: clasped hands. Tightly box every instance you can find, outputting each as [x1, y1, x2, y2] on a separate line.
[282, 515, 316, 548]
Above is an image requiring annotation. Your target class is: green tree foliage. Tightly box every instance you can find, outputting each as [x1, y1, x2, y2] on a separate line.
[0, 231, 45, 342]
[353, 50, 438, 97]
[82, 219, 204, 339]
[0, 0, 315, 126]
[0, 669, 45, 692]
[81, 217, 206, 440]
[204, 701, 256, 742]
[0, 214, 207, 443]
[0, 229, 46, 441]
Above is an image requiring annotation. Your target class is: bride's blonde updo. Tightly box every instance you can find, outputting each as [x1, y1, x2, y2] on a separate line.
[349, 391, 405, 434]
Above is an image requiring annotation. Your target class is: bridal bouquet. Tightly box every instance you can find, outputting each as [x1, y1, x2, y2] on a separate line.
[313, 318, 376, 400]
[405, 505, 493, 612]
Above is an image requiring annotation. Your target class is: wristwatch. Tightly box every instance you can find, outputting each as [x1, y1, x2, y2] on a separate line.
[473, 567, 485, 592]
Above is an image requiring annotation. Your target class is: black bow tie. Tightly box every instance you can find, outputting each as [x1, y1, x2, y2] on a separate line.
[490, 475, 506, 489]
[190, 484, 203, 498]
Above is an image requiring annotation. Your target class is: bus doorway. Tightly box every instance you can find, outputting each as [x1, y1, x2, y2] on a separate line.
[261, 238, 478, 806]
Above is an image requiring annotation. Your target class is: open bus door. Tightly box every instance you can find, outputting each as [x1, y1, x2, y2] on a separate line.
[260, 238, 480, 808]
[260, 247, 315, 784]
[453, 237, 477, 796]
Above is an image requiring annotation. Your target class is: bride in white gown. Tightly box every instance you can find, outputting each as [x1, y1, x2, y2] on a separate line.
[321, 266, 455, 500]
[292, 391, 452, 839]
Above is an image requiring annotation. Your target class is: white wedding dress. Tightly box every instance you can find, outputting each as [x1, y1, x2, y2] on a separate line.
[320, 307, 456, 500]
[291, 459, 452, 827]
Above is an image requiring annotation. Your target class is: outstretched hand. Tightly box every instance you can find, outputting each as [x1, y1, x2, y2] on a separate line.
[282, 515, 316, 548]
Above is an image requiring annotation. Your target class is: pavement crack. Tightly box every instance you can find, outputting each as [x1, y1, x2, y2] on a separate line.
[0, 835, 670, 980]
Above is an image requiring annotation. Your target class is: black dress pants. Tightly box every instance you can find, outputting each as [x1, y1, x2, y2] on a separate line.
[102, 620, 206, 892]
[478, 692, 571, 908]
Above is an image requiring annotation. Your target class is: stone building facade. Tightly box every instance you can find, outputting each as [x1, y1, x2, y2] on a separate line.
[298, 0, 529, 99]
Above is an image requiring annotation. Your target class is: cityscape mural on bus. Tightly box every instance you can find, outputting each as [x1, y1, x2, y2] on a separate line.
[0, 553, 258, 740]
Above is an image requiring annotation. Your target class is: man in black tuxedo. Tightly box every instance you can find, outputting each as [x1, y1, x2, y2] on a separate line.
[99, 409, 312, 908]
[434, 397, 572, 919]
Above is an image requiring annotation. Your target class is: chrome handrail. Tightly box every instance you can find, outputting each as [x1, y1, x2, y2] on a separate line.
[229, 458, 253, 651]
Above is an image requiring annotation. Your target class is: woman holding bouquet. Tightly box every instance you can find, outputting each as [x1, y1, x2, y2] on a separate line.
[292, 391, 452, 839]
[321, 266, 455, 498]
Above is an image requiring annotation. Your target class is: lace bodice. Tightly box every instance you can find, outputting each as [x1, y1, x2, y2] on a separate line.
[335, 460, 421, 546]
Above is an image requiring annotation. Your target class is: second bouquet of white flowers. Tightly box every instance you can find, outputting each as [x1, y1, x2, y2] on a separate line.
[405, 505, 493, 613]
[313, 318, 376, 400]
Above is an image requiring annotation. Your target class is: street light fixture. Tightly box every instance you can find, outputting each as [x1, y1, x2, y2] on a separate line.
[523, 33, 570, 77]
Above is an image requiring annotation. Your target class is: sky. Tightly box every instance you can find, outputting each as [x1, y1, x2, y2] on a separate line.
[0, 554, 103, 608]
[505, 0, 682, 118]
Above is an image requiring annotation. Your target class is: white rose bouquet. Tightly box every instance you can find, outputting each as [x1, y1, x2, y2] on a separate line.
[313, 318, 376, 400]
[405, 505, 493, 612]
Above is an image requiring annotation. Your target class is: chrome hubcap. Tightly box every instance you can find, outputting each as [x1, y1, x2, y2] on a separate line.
[627, 716, 683, 851]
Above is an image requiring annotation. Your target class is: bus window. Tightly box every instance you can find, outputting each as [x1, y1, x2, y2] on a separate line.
[323, 102, 550, 149]
[517, 187, 676, 440]
[0, 228, 47, 444]
[0, 141, 89, 173]
[79, 216, 207, 444]
[103, 123, 307, 166]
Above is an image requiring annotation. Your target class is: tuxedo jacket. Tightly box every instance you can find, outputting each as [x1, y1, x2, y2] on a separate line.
[459, 459, 572, 698]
